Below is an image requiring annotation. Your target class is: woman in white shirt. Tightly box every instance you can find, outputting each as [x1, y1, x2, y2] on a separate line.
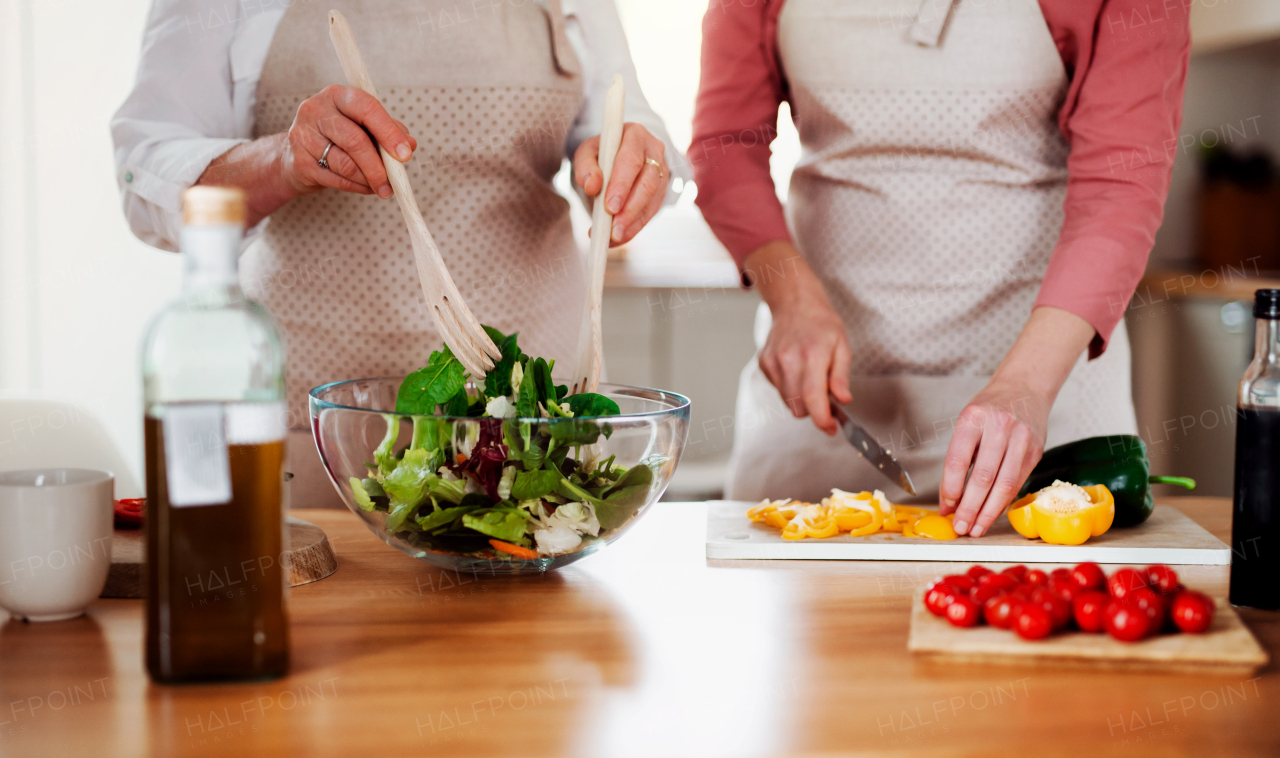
[113, 0, 686, 507]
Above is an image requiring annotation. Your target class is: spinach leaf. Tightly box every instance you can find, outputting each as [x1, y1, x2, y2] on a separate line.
[533, 357, 556, 408]
[444, 385, 469, 417]
[565, 392, 620, 418]
[397, 347, 466, 415]
[554, 477, 602, 506]
[483, 329, 525, 399]
[460, 492, 496, 508]
[549, 418, 602, 446]
[596, 463, 655, 530]
[416, 505, 477, 532]
[511, 469, 561, 501]
[515, 360, 539, 418]
[462, 509, 528, 543]
[482, 325, 508, 344]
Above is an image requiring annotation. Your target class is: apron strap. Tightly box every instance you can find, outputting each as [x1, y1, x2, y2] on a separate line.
[908, 0, 956, 47]
[545, 0, 581, 77]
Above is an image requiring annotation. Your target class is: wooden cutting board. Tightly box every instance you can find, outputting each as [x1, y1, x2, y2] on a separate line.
[101, 517, 337, 599]
[705, 502, 1231, 564]
[908, 588, 1269, 675]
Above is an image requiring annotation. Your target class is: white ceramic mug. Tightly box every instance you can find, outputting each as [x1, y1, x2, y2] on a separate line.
[0, 468, 114, 622]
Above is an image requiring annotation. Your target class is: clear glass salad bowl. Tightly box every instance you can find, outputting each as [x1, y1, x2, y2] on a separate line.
[309, 378, 690, 574]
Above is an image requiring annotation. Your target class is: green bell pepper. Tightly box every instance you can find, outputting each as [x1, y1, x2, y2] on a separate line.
[1016, 435, 1196, 527]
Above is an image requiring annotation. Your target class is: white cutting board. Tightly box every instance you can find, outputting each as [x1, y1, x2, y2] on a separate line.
[705, 502, 1231, 565]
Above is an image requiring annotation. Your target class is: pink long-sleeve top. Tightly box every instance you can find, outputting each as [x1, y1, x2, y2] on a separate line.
[690, 0, 1190, 357]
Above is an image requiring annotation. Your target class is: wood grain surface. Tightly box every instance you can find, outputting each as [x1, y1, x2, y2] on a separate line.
[708, 502, 1232, 564]
[100, 518, 337, 599]
[1, 497, 1276, 757]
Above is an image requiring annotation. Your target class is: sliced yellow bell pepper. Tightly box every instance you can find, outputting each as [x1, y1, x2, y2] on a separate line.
[782, 504, 839, 540]
[834, 511, 874, 531]
[1007, 483, 1114, 546]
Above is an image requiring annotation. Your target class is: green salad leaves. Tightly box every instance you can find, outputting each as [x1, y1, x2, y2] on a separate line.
[351, 326, 650, 562]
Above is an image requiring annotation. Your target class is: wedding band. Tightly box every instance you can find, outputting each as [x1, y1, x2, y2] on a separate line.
[644, 157, 664, 181]
[318, 142, 334, 170]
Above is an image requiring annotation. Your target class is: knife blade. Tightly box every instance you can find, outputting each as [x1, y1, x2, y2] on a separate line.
[829, 394, 917, 495]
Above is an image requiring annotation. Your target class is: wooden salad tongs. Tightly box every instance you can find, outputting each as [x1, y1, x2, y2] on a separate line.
[569, 74, 625, 396]
[328, 10, 501, 377]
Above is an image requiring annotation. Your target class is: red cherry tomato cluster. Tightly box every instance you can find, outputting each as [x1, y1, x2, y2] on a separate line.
[924, 563, 1216, 643]
[114, 498, 144, 529]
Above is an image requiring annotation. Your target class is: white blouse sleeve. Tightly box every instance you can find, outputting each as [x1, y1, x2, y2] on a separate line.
[111, 2, 283, 251]
[561, 0, 691, 204]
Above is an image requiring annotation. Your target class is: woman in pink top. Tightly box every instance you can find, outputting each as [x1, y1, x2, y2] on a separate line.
[691, 0, 1188, 536]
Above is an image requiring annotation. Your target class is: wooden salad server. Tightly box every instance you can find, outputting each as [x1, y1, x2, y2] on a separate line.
[570, 74, 625, 395]
[328, 10, 501, 376]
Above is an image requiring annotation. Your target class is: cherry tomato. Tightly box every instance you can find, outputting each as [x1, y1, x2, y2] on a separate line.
[942, 574, 976, 593]
[1159, 582, 1186, 598]
[1050, 568, 1072, 583]
[1047, 577, 1080, 604]
[925, 581, 959, 617]
[1073, 590, 1110, 633]
[1107, 568, 1148, 600]
[967, 565, 994, 579]
[1145, 564, 1180, 594]
[1025, 569, 1049, 586]
[1002, 565, 1028, 582]
[1070, 562, 1106, 591]
[1029, 587, 1072, 629]
[1128, 587, 1167, 629]
[983, 594, 1023, 629]
[1014, 604, 1053, 640]
[945, 595, 982, 627]
[970, 583, 1002, 607]
[1013, 582, 1039, 599]
[1171, 590, 1215, 634]
[1104, 599, 1153, 642]
[978, 573, 1018, 592]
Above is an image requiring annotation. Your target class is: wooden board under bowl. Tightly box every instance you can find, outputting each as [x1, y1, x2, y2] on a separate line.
[101, 517, 337, 599]
[908, 589, 1268, 676]
[705, 502, 1231, 564]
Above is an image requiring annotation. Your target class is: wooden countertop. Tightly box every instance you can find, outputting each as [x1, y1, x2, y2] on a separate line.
[3, 498, 1277, 757]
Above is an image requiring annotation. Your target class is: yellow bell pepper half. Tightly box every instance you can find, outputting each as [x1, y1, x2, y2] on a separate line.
[1007, 483, 1115, 546]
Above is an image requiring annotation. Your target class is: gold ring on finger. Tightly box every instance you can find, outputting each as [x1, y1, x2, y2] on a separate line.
[644, 157, 664, 181]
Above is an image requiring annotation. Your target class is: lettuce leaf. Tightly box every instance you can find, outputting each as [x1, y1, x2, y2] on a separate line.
[382, 448, 435, 505]
[374, 414, 402, 475]
[462, 509, 529, 543]
[511, 469, 561, 501]
[349, 477, 376, 511]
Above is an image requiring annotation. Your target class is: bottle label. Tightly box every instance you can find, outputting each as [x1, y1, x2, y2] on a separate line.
[163, 404, 232, 507]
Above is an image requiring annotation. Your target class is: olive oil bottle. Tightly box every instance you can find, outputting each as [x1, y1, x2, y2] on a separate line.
[141, 186, 289, 681]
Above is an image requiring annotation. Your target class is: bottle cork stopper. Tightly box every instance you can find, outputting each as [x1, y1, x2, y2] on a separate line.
[183, 186, 246, 227]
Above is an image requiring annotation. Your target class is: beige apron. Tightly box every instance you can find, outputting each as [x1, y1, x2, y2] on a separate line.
[245, 0, 584, 507]
[726, 0, 1138, 503]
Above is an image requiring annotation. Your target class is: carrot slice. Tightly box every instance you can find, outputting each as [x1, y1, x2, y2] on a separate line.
[489, 539, 539, 560]
[455, 453, 468, 464]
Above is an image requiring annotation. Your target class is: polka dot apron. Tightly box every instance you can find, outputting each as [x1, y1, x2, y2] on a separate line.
[726, 0, 1138, 502]
[244, 0, 584, 507]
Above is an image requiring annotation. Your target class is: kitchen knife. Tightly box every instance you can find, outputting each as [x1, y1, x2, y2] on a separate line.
[829, 394, 917, 495]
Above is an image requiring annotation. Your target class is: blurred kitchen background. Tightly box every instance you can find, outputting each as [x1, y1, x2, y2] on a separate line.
[2, 1, 1279, 501]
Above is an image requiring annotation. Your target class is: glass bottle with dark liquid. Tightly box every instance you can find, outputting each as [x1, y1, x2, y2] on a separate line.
[141, 186, 289, 681]
[1231, 289, 1280, 609]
